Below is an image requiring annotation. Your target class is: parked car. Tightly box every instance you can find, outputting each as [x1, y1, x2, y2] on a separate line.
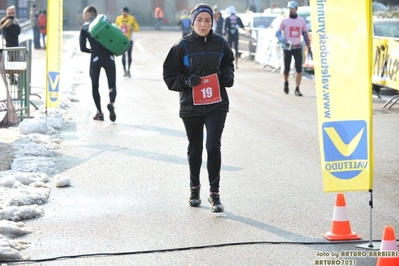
[238, 12, 279, 59]
[373, 18, 399, 38]
[372, 2, 388, 13]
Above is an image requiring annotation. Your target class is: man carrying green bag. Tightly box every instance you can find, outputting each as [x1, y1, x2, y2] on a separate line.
[79, 5, 117, 122]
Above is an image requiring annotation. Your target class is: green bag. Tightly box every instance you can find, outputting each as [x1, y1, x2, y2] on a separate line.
[89, 14, 130, 56]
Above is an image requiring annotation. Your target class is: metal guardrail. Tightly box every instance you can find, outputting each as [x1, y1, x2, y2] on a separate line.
[382, 95, 399, 108]
[19, 20, 31, 32]
[19, 39, 38, 111]
[0, 23, 36, 120]
[3, 46, 30, 119]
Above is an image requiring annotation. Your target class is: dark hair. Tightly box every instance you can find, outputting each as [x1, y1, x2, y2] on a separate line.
[84, 5, 97, 17]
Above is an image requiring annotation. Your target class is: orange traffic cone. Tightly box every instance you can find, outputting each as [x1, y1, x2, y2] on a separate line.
[322, 193, 361, 241]
[376, 225, 399, 266]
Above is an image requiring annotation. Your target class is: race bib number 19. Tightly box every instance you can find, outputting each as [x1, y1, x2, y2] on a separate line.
[192, 73, 222, 105]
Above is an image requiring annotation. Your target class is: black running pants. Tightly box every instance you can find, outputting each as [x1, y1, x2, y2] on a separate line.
[122, 41, 133, 72]
[182, 111, 227, 193]
[90, 55, 116, 112]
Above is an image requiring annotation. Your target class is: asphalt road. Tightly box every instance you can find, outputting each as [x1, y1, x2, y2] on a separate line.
[6, 30, 399, 265]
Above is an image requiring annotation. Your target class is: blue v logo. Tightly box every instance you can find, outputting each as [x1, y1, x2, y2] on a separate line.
[48, 71, 60, 102]
[322, 120, 368, 179]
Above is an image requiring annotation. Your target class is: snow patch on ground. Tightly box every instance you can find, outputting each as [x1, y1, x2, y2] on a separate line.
[0, 104, 71, 261]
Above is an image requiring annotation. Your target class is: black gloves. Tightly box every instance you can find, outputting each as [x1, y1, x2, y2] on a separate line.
[222, 74, 234, 87]
[185, 71, 201, 87]
[184, 72, 234, 88]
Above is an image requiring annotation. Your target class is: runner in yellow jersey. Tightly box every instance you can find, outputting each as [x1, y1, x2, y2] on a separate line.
[115, 7, 139, 78]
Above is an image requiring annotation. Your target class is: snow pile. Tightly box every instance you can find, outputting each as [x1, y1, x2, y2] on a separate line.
[54, 174, 71, 187]
[0, 108, 68, 261]
[0, 234, 30, 261]
[0, 172, 50, 208]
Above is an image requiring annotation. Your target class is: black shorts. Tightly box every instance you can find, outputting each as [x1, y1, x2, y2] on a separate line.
[283, 48, 303, 74]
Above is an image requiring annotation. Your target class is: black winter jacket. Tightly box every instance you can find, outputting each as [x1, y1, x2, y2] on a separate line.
[0, 17, 20, 47]
[163, 29, 235, 118]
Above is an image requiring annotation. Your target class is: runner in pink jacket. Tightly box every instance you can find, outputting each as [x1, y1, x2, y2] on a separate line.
[276, 1, 311, 96]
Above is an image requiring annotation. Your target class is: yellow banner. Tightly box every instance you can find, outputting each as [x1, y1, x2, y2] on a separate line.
[310, 0, 374, 192]
[373, 37, 399, 90]
[45, 0, 63, 109]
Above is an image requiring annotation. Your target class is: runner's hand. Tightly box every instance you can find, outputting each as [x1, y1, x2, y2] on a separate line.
[222, 74, 234, 87]
[186, 71, 201, 87]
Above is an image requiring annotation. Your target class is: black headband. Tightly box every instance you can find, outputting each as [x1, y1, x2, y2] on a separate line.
[191, 6, 213, 26]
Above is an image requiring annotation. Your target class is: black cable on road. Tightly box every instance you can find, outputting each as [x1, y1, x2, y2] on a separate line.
[1, 239, 382, 264]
